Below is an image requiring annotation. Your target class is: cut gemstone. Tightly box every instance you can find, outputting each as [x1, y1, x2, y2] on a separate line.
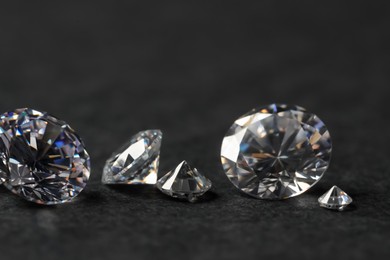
[102, 130, 162, 185]
[318, 186, 352, 211]
[157, 160, 212, 202]
[0, 108, 91, 205]
[0, 127, 10, 184]
[221, 104, 332, 200]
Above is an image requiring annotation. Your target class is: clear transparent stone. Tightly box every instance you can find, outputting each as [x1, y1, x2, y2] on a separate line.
[0, 127, 10, 184]
[102, 130, 162, 185]
[0, 108, 91, 205]
[318, 186, 352, 211]
[157, 160, 212, 202]
[221, 104, 332, 200]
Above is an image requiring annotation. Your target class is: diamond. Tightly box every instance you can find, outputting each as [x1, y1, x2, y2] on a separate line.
[318, 186, 352, 211]
[102, 130, 162, 185]
[0, 127, 10, 184]
[221, 104, 332, 200]
[0, 108, 91, 205]
[157, 160, 212, 202]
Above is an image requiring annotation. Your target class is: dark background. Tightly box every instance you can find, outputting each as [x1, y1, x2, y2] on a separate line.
[0, 1, 389, 260]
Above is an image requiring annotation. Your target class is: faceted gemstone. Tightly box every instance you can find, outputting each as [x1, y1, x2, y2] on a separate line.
[0, 127, 10, 184]
[221, 104, 332, 200]
[102, 130, 162, 185]
[318, 186, 352, 211]
[157, 160, 212, 202]
[0, 108, 91, 205]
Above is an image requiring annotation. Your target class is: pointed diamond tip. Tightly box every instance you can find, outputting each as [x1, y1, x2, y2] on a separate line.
[146, 129, 162, 135]
[157, 160, 212, 202]
[137, 129, 163, 140]
[318, 185, 352, 211]
[179, 160, 188, 165]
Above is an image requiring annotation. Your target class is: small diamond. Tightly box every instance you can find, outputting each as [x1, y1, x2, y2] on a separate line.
[157, 161, 212, 202]
[102, 130, 162, 185]
[318, 186, 352, 211]
[0, 108, 91, 205]
[221, 104, 332, 200]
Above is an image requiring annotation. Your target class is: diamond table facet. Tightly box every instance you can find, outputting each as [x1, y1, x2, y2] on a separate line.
[157, 160, 212, 202]
[0, 108, 91, 205]
[318, 186, 352, 211]
[102, 130, 162, 185]
[221, 104, 332, 200]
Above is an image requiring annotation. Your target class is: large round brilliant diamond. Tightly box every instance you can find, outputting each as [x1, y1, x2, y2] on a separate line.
[221, 104, 332, 200]
[0, 108, 90, 205]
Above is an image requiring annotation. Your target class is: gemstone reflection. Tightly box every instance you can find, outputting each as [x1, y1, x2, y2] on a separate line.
[157, 161, 212, 202]
[102, 130, 162, 185]
[221, 104, 332, 200]
[318, 186, 352, 211]
[0, 108, 91, 205]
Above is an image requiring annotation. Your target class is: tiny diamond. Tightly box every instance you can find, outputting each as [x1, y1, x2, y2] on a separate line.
[318, 186, 352, 211]
[102, 130, 162, 185]
[157, 161, 212, 202]
[0, 108, 91, 205]
[221, 104, 332, 200]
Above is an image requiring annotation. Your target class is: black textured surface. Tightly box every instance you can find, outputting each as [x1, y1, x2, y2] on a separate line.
[0, 1, 390, 260]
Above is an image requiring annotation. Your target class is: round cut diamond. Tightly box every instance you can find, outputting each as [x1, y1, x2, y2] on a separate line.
[157, 161, 212, 202]
[318, 186, 352, 211]
[0, 108, 91, 205]
[102, 130, 162, 185]
[221, 104, 332, 200]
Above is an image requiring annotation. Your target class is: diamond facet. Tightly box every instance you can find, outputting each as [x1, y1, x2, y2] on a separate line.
[0, 127, 10, 184]
[0, 108, 91, 205]
[102, 130, 162, 185]
[221, 104, 332, 200]
[318, 186, 352, 211]
[157, 161, 212, 202]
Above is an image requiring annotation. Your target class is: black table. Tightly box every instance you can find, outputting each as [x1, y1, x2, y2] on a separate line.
[0, 1, 389, 259]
